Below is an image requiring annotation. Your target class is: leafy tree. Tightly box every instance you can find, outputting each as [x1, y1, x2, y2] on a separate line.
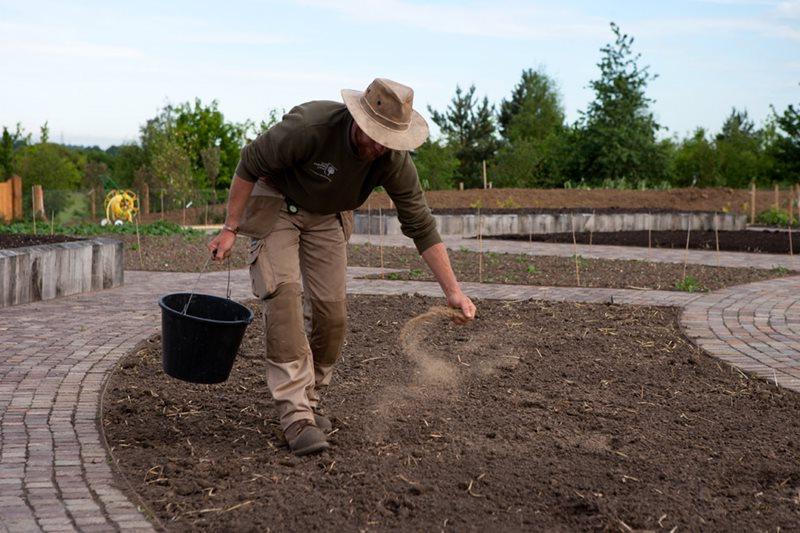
[498, 68, 565, 143]
[578, 22, 667, 185]
[428, 85, 499, 188]
[0, 128, 15, 179]
[150, 135, 193, 200]
[172, 99, 246, 189]
[138, 99, 246, 190]
[39, 122, 49, 144]
[14, 143, 82, 214]
[769, 99, 800, 183]
[0, 124, 29, 179]
[14, 143, 81, 190]
[493, 133, 574, 188]
[411, 139, 459, 190]
[200, 144, 221, 197]
[494, 68, 569, 187]
[672, 128, 719, 187]
[715, 108, 769, 187]
[109, 144, 147, 188]
[82, 160, 109, 190]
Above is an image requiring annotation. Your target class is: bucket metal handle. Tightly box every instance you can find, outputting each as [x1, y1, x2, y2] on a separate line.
[181, 255, 233, 316]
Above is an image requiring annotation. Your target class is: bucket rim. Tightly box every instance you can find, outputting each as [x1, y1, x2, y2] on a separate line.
[159, 292, 254, 326]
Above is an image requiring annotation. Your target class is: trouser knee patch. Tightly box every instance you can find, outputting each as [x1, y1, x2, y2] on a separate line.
[308, 299, 347, 366]
[264, 283, 308, 363]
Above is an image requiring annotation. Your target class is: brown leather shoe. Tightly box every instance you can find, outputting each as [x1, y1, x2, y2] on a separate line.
[284, 419, 329, 456]
[313, 409, 332, 432]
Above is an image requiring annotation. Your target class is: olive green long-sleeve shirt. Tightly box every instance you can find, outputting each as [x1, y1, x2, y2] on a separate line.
[235, 100, 441, 253]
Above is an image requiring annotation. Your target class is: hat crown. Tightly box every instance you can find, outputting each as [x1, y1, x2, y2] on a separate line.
[363, 78, 413, 129]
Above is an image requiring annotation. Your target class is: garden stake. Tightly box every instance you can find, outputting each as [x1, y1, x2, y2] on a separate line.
[478, 208, 483, 283]
[50, 210, 54, 235]
[682, 216, 692, 280]
[714, 212, 720, 267]
[774, 183, 779, 209]
[367, 201, 372, 268]
[31, 186, 36, 235]
[750, 182, 756, 224]
[160, 189, 164, 220]
[135, 215, 143, 269]
[379, 206, 384, 278]
[790, 197, 796, 226]
[529, 225, 533, 254]
[647, 212, 652, 259]
[204, 202, 208, 226]
[571, 216, 581, 287]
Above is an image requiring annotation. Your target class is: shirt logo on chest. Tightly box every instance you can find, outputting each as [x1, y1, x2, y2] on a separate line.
[311, 162, 337, 181]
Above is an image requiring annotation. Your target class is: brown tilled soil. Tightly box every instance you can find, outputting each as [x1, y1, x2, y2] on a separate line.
[139, 188, 796, 224]
[111, 234, 792, 292]
[103, 295, 800, 532]
[492, 229, 799, 255]
[353, 244, 793, 292]
[0, 233, 81, 249]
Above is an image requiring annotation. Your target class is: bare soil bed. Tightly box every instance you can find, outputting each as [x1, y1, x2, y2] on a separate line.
[103, 294, 800, 531]
[360, 187, 792, 214]
[140, 188, 793, 225]
[111, 235, 791, 292]
[492, 230, 799, 255]
[0, 233, 81, 249]
[351, 245, 792, 292]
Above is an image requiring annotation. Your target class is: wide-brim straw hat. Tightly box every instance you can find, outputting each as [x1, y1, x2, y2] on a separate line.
[342, 78, 429, 151]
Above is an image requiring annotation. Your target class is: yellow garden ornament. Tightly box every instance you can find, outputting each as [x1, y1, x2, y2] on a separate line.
[103, 189, 139, 225]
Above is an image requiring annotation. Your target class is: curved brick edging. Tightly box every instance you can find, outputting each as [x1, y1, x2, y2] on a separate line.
[1, 246, 799, 531]
[681, 275, 800, 391]
[0, 270, 253, 532]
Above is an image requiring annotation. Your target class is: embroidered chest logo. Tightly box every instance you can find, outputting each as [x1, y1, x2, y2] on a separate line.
[311, 162, 337, 181]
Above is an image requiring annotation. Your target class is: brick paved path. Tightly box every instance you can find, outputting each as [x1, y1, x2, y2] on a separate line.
[682, 275, 800, 390]
[1, 254, 799, 530]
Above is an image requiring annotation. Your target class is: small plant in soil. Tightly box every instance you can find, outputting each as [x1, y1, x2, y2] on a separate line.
[409, 268, 423, 278]
[526, 264, 540, 274]
[387, 272, 401, 280]
[772, 265, 790, 275]
[571, 254, 588, 268]
[757, 207, 797, 227]
[675, 275, 704, 293]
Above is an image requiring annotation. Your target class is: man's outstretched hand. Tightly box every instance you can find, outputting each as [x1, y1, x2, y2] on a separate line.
[447, 291, 476, 325]
[207, 230, 236, 261]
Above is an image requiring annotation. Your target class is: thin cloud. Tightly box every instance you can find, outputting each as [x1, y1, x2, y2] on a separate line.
[171, 31, 296, 47]
[295, 0, 608, 40]
[776, 0, 800, 17]
[0, 39, 144, 59]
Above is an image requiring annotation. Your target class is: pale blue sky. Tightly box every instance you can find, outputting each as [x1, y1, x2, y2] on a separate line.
[1, 0, 798, 147]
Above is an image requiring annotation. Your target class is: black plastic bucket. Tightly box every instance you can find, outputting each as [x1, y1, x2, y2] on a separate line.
[158, 292, 254, 384]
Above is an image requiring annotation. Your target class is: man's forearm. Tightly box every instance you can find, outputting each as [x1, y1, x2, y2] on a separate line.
[421, 242, 462, 298]
[224, 175, 256, 227]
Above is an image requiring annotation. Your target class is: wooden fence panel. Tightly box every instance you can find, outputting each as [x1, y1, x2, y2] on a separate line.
[0, 179, 11, 222]
[12, 176, 22, 219]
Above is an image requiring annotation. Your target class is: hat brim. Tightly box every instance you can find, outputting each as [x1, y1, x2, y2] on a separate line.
[341, 89, 429, 151]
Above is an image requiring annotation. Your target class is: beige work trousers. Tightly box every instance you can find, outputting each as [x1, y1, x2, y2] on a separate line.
[248, 197, 348, 430]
